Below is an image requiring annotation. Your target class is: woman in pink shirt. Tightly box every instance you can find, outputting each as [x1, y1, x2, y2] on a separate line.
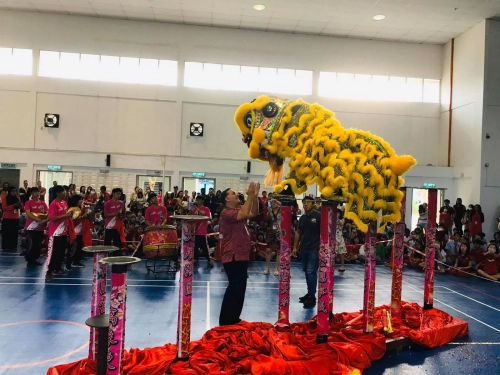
[1, 187, 23, 252]
[24, 187, 48, 266]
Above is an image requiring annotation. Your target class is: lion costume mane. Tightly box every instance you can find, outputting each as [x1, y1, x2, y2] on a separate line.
[235, 96, 416, 232]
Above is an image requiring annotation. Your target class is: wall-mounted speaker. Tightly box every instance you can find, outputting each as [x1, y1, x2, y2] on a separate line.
[247, 161, 251, 174]
[44, 114, 60, 128]
[106, 154, 111, 167]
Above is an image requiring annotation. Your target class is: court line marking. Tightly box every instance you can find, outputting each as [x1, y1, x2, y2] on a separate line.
[442, 287, 500, 313]
[206, 281, 211, 331]
[443, 278, 500, 302]
[406, 284, 500, 334]
[447, 342, 500, 345]
[0, 282, 454, 294]
[0, 320, 88, 369]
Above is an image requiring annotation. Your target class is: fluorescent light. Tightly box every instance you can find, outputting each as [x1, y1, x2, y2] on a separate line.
[373, 15, 385, 21]
[253, 4, 265, 10]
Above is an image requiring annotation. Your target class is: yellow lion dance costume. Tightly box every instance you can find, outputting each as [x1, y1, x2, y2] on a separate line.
[235, 96, 416, 232]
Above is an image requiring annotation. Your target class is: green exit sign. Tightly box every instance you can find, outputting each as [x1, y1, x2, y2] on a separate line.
[1, 163, 16, 168]
[192, 172, 205, 177]
[423, 182, 436, 188]
[47, 165, 61, 171]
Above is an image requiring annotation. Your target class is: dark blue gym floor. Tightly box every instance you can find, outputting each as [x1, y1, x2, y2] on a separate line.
[1, 250, 499, 375]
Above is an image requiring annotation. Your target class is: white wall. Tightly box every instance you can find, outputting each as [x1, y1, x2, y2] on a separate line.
[0, 10, 447, 198]
[443, 21, 485, 207]
[481, 19, 500, 237]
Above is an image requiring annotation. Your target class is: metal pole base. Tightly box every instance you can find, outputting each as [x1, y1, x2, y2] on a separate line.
[316, 335, 328, 344]
[423, 303, 433, 310]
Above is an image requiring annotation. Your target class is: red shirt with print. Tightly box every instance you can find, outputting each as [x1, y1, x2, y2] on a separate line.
[220, 207, 251, 263]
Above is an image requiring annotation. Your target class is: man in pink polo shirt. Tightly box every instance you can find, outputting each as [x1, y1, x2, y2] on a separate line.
[191, 195, 213, 267]
[24, 187, 48, 267]
[46, 185, 72, 281]
[218, 182, 260, 326]
[145, 193, 167, 226]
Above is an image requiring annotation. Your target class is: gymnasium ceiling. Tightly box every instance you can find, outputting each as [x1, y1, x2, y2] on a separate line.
[1, 0, 500, 44]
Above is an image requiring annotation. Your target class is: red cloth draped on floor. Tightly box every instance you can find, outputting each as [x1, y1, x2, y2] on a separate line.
[46, 302, 468, 375]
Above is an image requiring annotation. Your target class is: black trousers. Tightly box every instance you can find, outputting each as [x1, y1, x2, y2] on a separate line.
[194, 235, 209, 261]
[67, 235, 83, 266]
[47, 235, 67, 273]
[104, 229, 122, 256]
[2, 218, 19, 250]
[25, 230, 43, 264]
[219, 260, 248, 326]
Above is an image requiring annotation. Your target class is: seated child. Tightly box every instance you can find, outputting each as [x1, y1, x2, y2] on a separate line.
[449, 243, 472, 277]
[476, 243, 500, 281]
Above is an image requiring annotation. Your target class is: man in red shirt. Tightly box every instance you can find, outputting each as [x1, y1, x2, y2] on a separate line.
[104, 188, 125, 255]
[145, 193, 167, 226]
[218, 182, 260, 326]
[191, 195, 213, 267]
[46, 185, 72, 281]
[439, 199, 455, 233]
[24, 187, 48, 267]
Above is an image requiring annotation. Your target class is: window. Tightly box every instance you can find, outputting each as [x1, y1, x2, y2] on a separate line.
[39, 50, 177, 86]
[0, 47, 32, 76]
[319, 71, 440, 104]
[184, 61, 313, 95]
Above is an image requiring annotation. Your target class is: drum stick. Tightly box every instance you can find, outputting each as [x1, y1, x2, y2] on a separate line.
[131, 236, 144, 257]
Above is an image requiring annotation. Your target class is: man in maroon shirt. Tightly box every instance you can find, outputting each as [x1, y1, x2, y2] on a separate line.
[218, 182, 260, 326]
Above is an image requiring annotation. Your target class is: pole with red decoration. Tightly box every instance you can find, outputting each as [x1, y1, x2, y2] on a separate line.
[363, 220, 378, 333]
[424, 189, 438, 310]
[390, 189, 406, 319]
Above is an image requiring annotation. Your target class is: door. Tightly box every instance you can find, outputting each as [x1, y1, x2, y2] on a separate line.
[37, 171, 73, 204]
[0, 169, 20, 189]
[182, 177, 215, 194]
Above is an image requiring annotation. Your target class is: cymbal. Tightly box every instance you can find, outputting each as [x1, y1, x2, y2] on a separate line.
[67, 207, 81, 219]
[32, 212, 48, 220]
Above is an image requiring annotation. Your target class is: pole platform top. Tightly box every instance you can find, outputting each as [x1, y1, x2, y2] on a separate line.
[85, 314, 110, 329]
[173, 215, 209, 221]
[320, 195, 346, 205]
[83, 245, 119, 253]
[99, 256, 141, 266]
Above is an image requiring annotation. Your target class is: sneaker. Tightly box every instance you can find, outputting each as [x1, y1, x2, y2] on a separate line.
[65, 264, 73, 271]
[207, 260, 214, 268]
[53, 269, 68, 276]
[45, 272, 54, 282]
[302, 295, 316, 308]
[71, 263, 85, 268]
[299, 293, 310, 303]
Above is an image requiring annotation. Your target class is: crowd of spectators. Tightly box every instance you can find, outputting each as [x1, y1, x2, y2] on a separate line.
[1, 180, 499, 281]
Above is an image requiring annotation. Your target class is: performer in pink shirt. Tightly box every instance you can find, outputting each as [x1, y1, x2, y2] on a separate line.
[104, 188, 126, 255]
[191, 195, 213, 267]
[218, 182, 260, 326]
[46, 185, 71, 281]
[24, 187, 48, 267]
[145, 193, 167, 226]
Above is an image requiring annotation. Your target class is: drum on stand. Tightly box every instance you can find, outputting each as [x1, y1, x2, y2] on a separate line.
[143, 225, 179, 259]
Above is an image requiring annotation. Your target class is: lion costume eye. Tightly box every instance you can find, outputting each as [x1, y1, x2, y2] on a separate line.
[244, 113, 253, 129]
[262, 102, 278, 118]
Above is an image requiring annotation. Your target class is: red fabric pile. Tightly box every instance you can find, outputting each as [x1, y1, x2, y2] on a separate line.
[46, 302, 468, 375]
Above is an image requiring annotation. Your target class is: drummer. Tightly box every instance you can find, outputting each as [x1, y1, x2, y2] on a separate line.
[145, 193, 167, 226]
[24, 187, 49, 267]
